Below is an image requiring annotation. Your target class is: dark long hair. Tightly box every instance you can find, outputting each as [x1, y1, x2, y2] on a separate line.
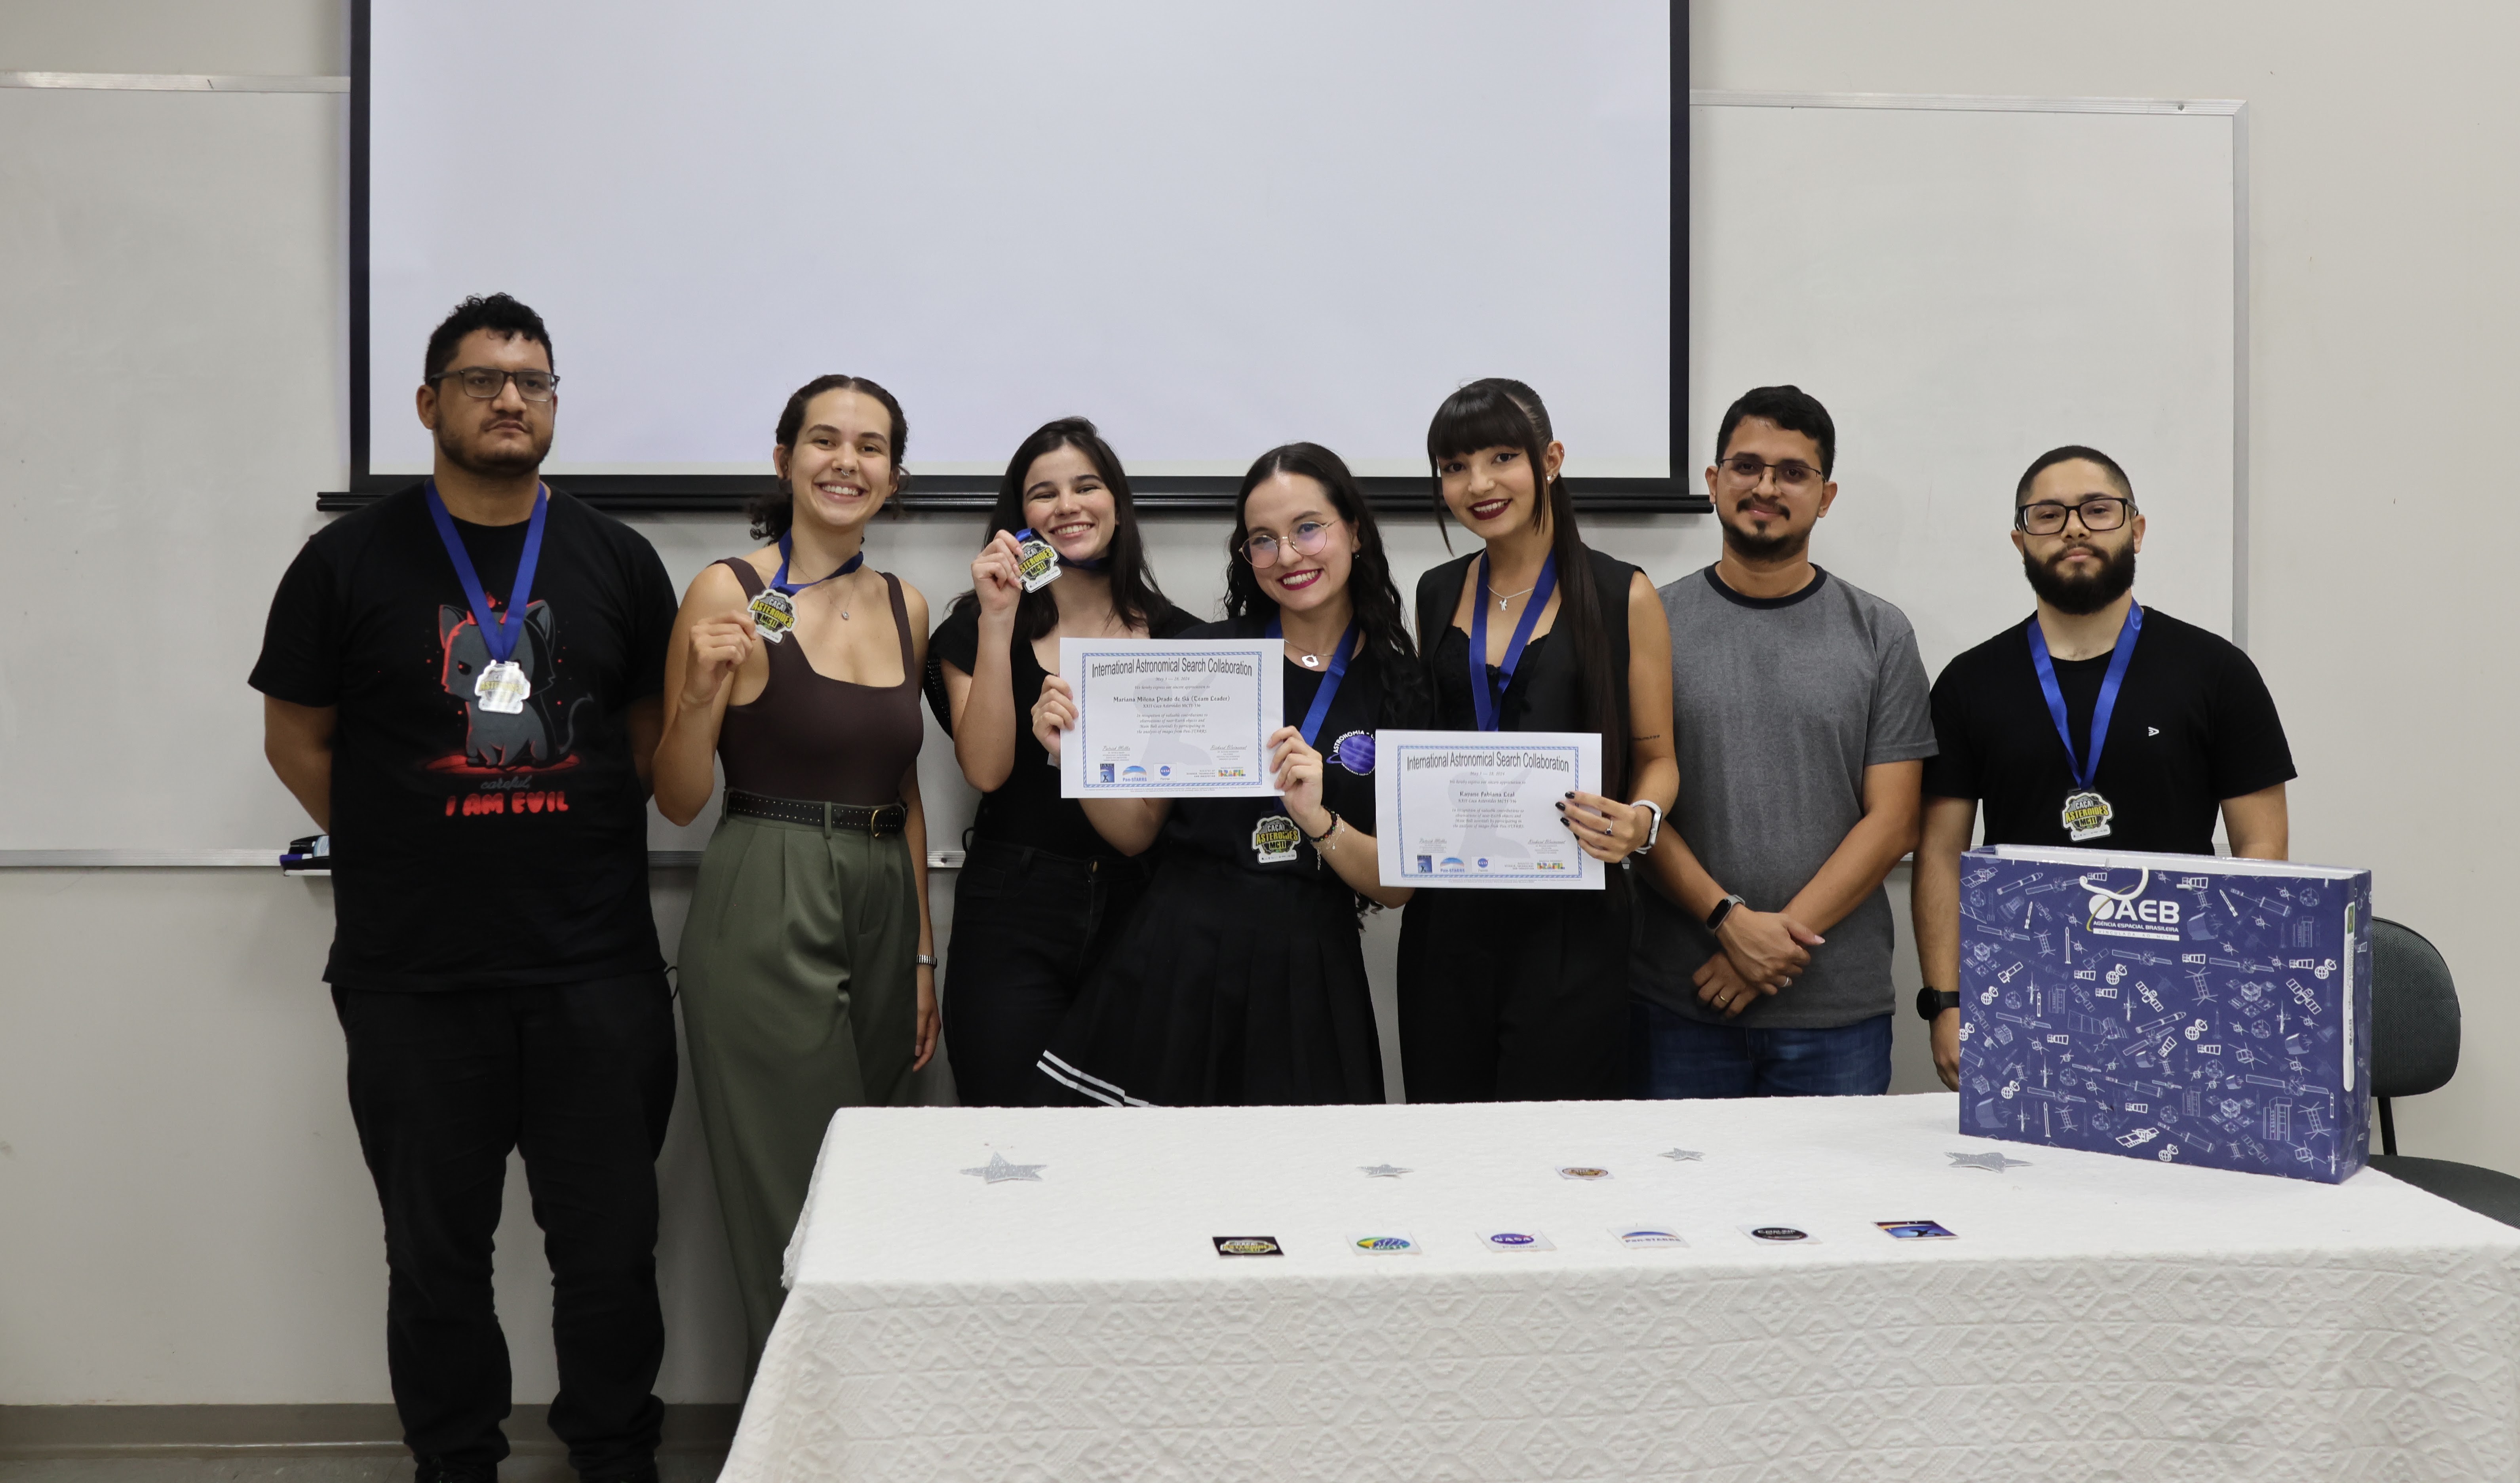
[944, 417, 1172, 641]
[1426, 378, 1627, 797]
[1225, 443, 1425, 726]
[747, 374, 911, 540]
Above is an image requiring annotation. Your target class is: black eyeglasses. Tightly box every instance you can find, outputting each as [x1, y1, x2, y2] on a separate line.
[428, 367, 559, 403]
[2016, 496, 2134, 535]
[1716, 454, 1823, 490]
[1241, 519, 1337, 569]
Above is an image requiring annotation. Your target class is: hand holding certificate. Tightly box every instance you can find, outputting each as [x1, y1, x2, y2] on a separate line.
[1372, 730, 1604, 890]
[1057, 639, 1286, 798]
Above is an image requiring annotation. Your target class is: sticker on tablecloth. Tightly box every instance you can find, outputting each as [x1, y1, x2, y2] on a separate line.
[1213, 1235, 1284, 1258]
[1610, 1224, 1688, 1249]
[1556, 1165, 1613, 1181]
[1877, 1219, 1959, 1240]
[1475, 1230, 1555, 1251]
[1348, 1233, 1421, 1255]
[1740, 1224, 1820, 1245]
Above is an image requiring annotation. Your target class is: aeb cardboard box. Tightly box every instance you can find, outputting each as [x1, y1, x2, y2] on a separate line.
[1956, 845, 2373, 1183]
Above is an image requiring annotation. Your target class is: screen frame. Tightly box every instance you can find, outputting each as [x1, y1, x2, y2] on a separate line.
[325, 0, 1700, 516]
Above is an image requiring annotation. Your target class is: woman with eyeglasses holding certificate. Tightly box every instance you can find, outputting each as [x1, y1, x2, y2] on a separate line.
[1397, 378, 1679, 1103]
[922, 418, 1198, 1107]
[651, 374, 937, 1374]
[1029, 443, 1426, 1107]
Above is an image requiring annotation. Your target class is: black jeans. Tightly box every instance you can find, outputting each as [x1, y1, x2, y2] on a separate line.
[942, 840, 1146, 1106]
[333, 973, 677, 1480]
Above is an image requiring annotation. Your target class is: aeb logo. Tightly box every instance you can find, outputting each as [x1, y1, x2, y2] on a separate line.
[2081, 870, 2182, 942]
[2087, 894, 2180, 926]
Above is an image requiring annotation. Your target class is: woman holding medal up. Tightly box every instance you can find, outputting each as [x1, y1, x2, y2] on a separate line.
[924, 418, 1198, 1106]
[1398, 378, 1678, 1102]
[652, 374, 937, 1371]
[1029, 443, 1425, 1107]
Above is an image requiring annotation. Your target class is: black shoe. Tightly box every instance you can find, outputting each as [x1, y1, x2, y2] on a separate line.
[415, 1458, 498, 1483]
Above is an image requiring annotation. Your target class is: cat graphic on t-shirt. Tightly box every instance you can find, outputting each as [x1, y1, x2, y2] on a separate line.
[438, 601, 587, 768]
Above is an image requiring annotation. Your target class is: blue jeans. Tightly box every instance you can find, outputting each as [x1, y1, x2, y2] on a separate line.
[1629, 998, 1892, 1099]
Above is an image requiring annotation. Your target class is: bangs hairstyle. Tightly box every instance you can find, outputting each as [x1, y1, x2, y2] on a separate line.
[749, 374, 911, 540]
[1425, 378, 1628, 798]
[1225, 443, 1425, 727]
[947, 416, 1175, 642]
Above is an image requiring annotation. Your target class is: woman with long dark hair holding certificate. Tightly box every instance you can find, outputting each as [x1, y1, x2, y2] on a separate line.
[651, 374, 937, 1372]
[924, 418, 1198, 1105]
[1029, 443, 1424, 1107]
[1398, 378, 1678, 1101]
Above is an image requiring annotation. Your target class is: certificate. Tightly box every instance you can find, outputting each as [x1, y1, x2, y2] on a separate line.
[1059, 638, 1284, 799]
[1373, 730, 1603, 890]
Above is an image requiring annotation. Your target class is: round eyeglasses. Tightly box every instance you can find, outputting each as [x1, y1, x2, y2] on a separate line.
[1241, 519, 1336, 569]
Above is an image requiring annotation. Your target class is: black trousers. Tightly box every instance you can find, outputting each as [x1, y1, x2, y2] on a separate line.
[942, 840, 1147, 1106]
[333, 973, 677, 1480]
[1397, 881, 1633, 1102]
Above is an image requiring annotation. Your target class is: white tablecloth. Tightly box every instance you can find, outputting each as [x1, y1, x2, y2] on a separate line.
[722, 1094, 2520, 1481]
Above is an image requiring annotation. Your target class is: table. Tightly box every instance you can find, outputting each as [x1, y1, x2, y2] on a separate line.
[721, 1093, 2520, 1481]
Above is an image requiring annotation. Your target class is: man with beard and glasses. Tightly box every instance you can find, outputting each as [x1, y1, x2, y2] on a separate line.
[251, 294, 680, 1483]
[1629, 385, 1937, 1099]
[1913, 444, 2294, 1089]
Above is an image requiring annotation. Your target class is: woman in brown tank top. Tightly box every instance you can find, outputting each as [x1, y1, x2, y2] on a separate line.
[652, 374, 935, 1374]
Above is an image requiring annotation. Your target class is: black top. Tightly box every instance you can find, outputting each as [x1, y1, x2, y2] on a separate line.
[1416, 544, 1639, 767]
[926, 597, 1201, 861]
[249, 485, 679, 990]
[1158, 618, 1386, 894]
[1923, 605, 2296, 854]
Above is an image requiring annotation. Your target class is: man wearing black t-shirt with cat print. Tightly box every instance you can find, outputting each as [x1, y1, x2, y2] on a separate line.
[1912, 445, 2295, 1093]
[252, 295, 679, 1483]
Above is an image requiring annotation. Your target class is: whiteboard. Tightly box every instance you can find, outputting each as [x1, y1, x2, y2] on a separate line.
[1688, 94, 2241, 677]
[0, 87, 2241, 852]
[365, 0, 1673, 482]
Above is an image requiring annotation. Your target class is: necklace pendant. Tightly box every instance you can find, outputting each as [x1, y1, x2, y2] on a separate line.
[1299, 653, 1322, 669]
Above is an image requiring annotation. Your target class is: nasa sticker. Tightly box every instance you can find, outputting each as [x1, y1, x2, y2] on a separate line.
[1213, 1235, 1284, 1258]
[1251, 814, 1301, 864]
[1013, 528, 1061, 592]
[1331, 730, 1375, 774]
[1349, 1233, 1421, 1256]
[474, 659, 531, 714]
[748, 587, 797, 644]
[1475, 1230, 1556, 1252]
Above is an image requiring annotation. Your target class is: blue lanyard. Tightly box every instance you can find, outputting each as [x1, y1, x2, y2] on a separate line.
[772, 532, 863, 595]
[2026, 603, 2144, 793]
[1265, 616, 1360, 746]
[425, 481, 548, 666]
[1466, 551, 1557, 732]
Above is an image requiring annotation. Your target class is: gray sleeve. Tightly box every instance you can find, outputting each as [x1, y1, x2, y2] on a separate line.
[1866, 609, 1939, 766]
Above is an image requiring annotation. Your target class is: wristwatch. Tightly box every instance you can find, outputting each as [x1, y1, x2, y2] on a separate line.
[1705, 893, 1746, 933]
[1916, 987, 1960, 1021]
[1631, 799, 1663, 855]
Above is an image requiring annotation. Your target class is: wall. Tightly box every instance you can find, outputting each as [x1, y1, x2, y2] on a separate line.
[1692, 0, 2518, 1197]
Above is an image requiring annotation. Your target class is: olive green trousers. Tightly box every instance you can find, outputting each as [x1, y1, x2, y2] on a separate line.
[677, 811, 920, 1374]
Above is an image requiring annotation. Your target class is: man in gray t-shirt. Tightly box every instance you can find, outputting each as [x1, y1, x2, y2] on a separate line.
[1632, 385, 1935, 1097]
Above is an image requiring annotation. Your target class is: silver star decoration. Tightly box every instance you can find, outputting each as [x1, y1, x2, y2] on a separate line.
[961, 1151, 1046, 1184]
[1359, 1163, 1414, 1179]
[1658, 1148, 1704, 1162]
[1947, 1150, 2031, 1173]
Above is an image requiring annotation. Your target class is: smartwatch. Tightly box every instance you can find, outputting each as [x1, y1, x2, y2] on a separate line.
[1704, 893, 1746, 933]
[1916, 987, 1960, 1021]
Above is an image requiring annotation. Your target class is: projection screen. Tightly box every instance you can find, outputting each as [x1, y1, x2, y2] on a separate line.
[354, 0, 1681, 508]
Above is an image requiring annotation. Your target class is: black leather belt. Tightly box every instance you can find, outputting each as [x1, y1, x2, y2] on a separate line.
[725, 790, 907, 837]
